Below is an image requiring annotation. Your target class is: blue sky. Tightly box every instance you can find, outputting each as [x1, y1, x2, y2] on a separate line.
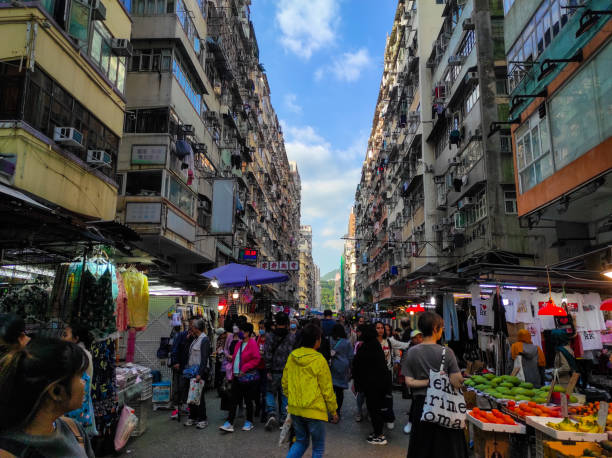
[250, 0, 396, 276]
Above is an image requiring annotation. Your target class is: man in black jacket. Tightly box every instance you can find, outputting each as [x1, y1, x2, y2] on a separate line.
[263, 312, 296, 430]
[170, 318, 194, 418]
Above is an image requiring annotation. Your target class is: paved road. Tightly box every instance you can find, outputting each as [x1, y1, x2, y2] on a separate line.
[122, 392, 411, 458]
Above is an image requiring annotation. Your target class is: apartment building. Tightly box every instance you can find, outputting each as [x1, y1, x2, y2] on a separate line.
[298, 225, 316, 310]
[505, 0, 612, 273]
[342, 208, 357, 310]
[113, 0, 300, 297]
[0, 0, 131, 222]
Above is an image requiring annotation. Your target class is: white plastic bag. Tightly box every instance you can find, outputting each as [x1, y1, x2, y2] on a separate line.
[114, 405, 138, 451]
[420, 347, 467, 429]
[513, 355, 526, 382]
[187, 378, 204, 405]
[278, 414, 292, 447]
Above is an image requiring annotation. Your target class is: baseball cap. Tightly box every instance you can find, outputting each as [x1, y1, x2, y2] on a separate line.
[410, 329, 422, 338]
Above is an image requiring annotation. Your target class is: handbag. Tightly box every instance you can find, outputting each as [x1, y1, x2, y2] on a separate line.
[238, 370, 260, 383]
[187, 378, 205, 405]
[420, 347, 467, 429]
[513, 354, 526, 382]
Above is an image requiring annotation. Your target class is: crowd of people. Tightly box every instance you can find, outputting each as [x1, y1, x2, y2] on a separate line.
[0, 309, 469, 458]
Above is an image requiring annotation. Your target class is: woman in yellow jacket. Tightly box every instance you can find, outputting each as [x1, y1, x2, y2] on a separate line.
[282, 324, 339, 458]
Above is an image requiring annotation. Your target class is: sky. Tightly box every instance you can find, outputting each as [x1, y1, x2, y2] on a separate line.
[250, 0, 397, 276]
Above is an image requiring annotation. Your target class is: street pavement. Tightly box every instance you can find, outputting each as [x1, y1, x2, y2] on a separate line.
[121, 392, 411, 458]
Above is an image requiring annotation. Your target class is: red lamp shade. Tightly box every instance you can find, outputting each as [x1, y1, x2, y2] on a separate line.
[406, 304, 425, 313]
[538, 298, 567, 316]
[601, 298, 612, 311]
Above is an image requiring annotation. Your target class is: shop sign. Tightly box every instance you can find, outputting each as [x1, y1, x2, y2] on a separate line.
[131, 145, 167, 165]
[239, 248, 258, 262]
[126, 202, 162, 223]
[259, 261, 299, 271]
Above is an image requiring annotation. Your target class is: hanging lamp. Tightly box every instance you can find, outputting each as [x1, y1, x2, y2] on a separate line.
[538, 266, 567, 316]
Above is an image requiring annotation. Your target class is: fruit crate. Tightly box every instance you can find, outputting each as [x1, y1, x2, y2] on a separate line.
[467, 411, 526, 434]
[526, 416, 608, 442]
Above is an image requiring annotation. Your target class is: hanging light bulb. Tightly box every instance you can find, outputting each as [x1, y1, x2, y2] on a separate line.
[210, 279, 219, 288]
[232, 289, 240, 299]
[538, 267, 566, 316]
[430, 296, 436, 305]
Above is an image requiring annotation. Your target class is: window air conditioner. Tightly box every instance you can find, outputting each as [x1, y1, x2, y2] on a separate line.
[111, 38, 133, 57]
[433, 224, 443, 232]
[54, 127, 84, 148]
[448, 55, 465, 66]
[90, 0, 106, 21]
[462, 18, 475, 30]
[442, 217, 452, 226]
[86, 150, 112, 167]
[181, 125, 195, 135]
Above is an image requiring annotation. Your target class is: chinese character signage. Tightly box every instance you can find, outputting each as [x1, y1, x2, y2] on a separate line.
[239, 248, 258, 262]
[259, 261, 299, 271]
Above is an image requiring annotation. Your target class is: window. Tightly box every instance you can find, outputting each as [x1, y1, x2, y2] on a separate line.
[515, 112, 553, 193]
[68, 0, 90, 45]
[124, 108, 172, 134]
[125, 171, 163, 196]
[465, 190, 487, 225]
[89, 22, 126, 93]
[458, 30, 475, 58]
[176, 0, 202, 56]
[454, 211, 465, 229]
[465, 84, 480, 113]
[165, 174, 195, 217]
[132, 0, 174, 14]
[0, 62, 24, 119]
[172, 57, 202, 113]
[504, 191, 517, 214]
[550, 42, 612, 171]
[130, 48, 173, 72]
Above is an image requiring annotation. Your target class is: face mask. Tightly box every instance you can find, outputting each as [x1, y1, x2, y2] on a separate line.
[259, 329, 265, 335]
[232, 326, 239, 334]
[290, 324, 297, 330]
[238, 331, 245, 340]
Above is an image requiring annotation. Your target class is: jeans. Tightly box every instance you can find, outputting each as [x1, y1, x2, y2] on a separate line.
[266, 372, 288, 420]
[356, 392, 365, 416]
[286, 416, 325, 458]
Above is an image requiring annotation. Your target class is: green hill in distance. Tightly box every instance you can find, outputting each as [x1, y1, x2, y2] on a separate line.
[321, 269, 339, 282]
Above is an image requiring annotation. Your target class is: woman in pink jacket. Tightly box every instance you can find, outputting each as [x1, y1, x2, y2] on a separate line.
[219, 322, 261, 433]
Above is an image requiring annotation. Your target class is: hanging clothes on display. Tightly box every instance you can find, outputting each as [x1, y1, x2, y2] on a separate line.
[121, 268, 149, 329]
[91, 338, 118, 431]
[579, 330, 603, 351]
[115, 271, 129, 333]
[501, 289, 521, 324]
[78, 268, 116, 340]
[516, 291, 535, 323]
[443, 293, 459, 341]
[466, 311, 476, 341]
[525, 321, 543, 349]
[477, 294, 495, 327]
[534, 292, 556, 330]
[576, 293, 606, 331]
[0, 284, 50, 319]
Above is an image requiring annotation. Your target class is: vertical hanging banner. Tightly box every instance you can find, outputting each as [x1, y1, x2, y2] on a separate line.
[211, 179, 236, 234]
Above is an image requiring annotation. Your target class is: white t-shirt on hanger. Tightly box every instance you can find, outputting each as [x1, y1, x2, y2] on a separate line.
[516, 291, 535, 323]
[576, 293, 606, 331]
[477, 295, 495, 327]
[525, 320, 543, 349]
[502, 290, 521, 323]
[579, 329, 603, 351]
[534, 292, 556, 330]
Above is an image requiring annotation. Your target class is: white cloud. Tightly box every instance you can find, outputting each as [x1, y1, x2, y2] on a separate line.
[284, 93, 302, 114]
[314, 68, 325, 82]
[276, 0, 339, 59]
[331, 48, 373, 82]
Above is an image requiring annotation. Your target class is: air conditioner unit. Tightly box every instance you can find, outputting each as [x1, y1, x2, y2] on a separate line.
[90, 0, 106, 20]
[181, 125, 195, 135]
[462, 18, 475, 30]
[111, 38, 132, 56]
[441, 217, 452, 225]
[459, 197, 475, 209]
[448, 55, 465, 66]
[53, 127, 84, 148]
[465, 71, 478, 83]
[408, 111, 420, 122]
[433, 224, 443, 232]
[86, 149, 112, 167]
[434, 175, 445, 184]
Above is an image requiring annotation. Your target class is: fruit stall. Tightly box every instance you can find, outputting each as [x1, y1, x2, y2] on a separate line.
[463, 373, 612, 457]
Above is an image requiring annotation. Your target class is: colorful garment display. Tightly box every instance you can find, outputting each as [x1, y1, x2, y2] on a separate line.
[78, 268, 116, 340]
[115, 271, 128, 332]
[121, 269, 149, 329]
[91, 339, 118, 431]
[0, 284, 50, 319]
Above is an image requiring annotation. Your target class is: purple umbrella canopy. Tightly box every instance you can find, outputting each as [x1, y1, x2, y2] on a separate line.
[201, 263, 289, 288]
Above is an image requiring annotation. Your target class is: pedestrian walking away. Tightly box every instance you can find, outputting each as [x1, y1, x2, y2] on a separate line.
[170, 318, 194, 419]
[283, 324, 338, 458]
[263, 311, 296, 431]
[184, 319, 211, 430]
[403, 312, 467, 458]
[329, 323, 353, 417]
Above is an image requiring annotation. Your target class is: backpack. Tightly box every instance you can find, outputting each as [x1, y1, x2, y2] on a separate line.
[156, 337, 171, 359]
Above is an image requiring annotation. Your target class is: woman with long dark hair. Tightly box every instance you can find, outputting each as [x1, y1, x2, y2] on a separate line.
[403, 312, 466, 458]
[352, 324, 391, 446]
[329, 323, 353, 417]
[0, 337, 94, 457]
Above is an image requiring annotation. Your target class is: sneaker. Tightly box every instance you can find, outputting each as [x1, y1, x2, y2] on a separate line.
[196, 421, 209, 429]
[265, 416, 277, 431]
[170, 409, 179, 420]
[184, 419, 196, 427]
[367, 435, 388, 446]
[403, 422, 412, 434]
[386, 422, 395, 430]
[242, 421, 254, 431]
[219, 421, 234, 433]
[355, 414, 363, 422]
[367, 432, 376, 441]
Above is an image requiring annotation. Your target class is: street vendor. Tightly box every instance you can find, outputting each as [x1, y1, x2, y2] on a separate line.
[551, 329, 577, 385]
[510, 329, 545, 387]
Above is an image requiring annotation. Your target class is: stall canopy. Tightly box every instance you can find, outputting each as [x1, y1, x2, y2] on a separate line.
[201, 263, 289, 287]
